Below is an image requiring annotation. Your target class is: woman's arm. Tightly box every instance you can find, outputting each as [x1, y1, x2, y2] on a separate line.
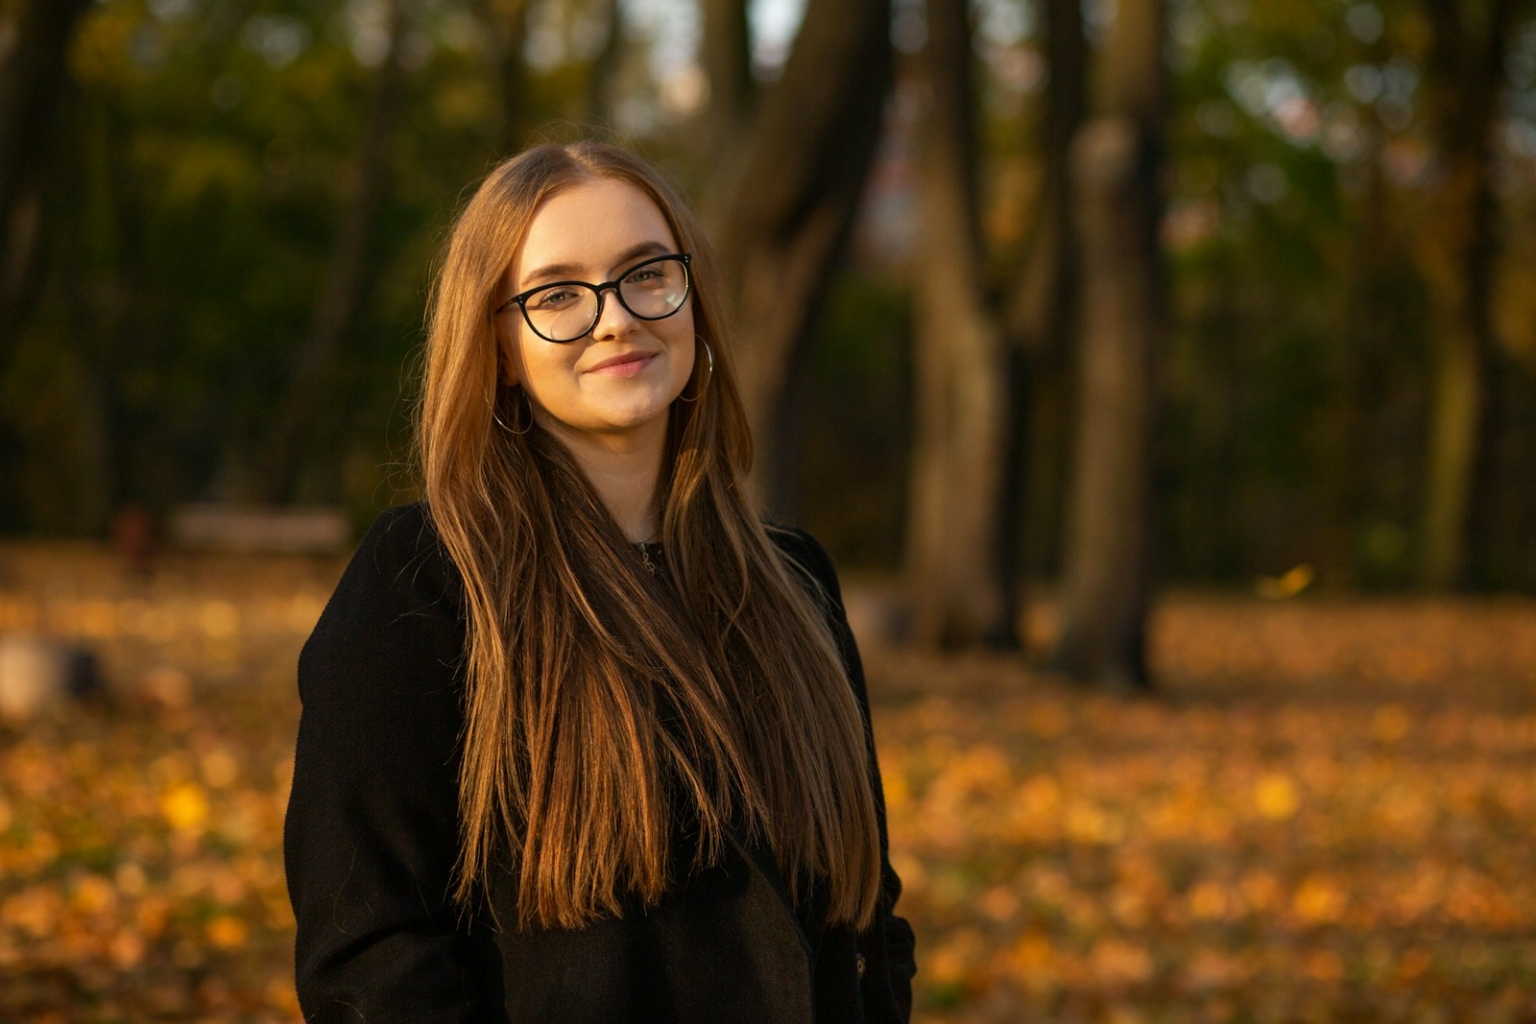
[773, 528, 918, 1021]
[283, 505, 500, 1023]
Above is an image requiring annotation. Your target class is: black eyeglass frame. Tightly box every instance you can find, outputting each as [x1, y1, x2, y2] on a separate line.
[493, 252, 694, 343]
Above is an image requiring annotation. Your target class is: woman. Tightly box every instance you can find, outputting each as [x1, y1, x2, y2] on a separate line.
[283, 141, 916, 1023]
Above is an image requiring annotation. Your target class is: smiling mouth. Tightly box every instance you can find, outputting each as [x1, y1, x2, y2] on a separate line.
[585, 351, 657, 377]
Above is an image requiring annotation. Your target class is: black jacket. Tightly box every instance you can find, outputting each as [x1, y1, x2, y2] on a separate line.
[283, 503, 916, 1023]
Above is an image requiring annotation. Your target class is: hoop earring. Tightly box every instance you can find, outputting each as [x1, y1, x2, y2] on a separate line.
[493, 386, 534, 435]
[678, 339, 714, 403]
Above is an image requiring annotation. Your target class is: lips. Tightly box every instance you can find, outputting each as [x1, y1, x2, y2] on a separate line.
[584, 351, 658, 377]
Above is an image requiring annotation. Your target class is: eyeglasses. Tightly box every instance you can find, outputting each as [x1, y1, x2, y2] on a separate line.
[494, 253, 693, 343]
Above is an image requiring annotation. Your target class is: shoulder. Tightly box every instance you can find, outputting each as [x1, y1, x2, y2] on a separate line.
[352, 501, 456, 592]
[764, 524, 846, 611]
[299, 502, 464, 699]
[325, 501, 460, 618]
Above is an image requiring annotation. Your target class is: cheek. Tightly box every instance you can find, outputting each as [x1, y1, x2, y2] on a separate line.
[672, 311, 697, 368]
[517, 339, 579, 398]
[496, 320, 524, 386]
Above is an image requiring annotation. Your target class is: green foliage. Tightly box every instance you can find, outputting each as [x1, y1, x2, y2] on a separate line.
[2, 0, 1533, 591]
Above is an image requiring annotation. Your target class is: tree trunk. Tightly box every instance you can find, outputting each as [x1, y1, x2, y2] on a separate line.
[707, 0, 892, 502]
[475, 0, 533, 152]
[1004, 0, 1088, 352]
[1418, 0, 1521, 590]
[253, 0, 409, 503]
[1326, 118, 1388, 582]
[700, 0, 754, 164]
[997, 0, 1089, 643]
[904, 0, 1009, 647]
[584, 0, 623, 128]
[0, 0, 94, 365]
[75, 105, 132, 534]
[1051, 0, 1167, 690]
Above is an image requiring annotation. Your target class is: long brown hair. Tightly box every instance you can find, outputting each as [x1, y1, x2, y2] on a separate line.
[418, 142, 880, 930]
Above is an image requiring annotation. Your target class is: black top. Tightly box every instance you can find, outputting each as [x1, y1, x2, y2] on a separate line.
[283, 503, 916, 1023]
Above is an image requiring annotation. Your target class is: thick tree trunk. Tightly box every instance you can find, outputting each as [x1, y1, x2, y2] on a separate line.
[700, 0, 754, 164]
[0, 0, 94, 364]
[1004, 0, 1087, 351]
[707, 0, 892, 498]
[1418, 0, 1521, 590]
[475, 0, 533, 152]
[905, 0, 1009, 648]
[1421, 298, 1486, 589]
[254, 1, 408, 503]
[1051, 0, 1167, 690]
[997, 0, 1089, 641]
[1327, 120, 1388, 581]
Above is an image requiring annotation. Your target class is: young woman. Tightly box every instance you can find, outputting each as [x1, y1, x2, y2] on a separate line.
[283, 141, 916, 1023]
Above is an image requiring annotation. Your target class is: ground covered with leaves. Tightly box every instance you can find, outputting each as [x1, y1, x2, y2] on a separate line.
[1, 544, 1533, 1022]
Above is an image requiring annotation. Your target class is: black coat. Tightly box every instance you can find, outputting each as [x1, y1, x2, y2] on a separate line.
[283, 503, 917, 1023]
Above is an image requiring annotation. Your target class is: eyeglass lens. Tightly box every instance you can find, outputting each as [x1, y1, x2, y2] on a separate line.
[523, 257, 689, 343]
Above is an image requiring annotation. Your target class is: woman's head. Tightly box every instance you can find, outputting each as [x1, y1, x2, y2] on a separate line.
[417, 141, 879, 933]
[422, 142, 748, 495]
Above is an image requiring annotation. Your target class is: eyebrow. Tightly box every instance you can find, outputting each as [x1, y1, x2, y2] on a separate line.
[519, 240, 672, 289]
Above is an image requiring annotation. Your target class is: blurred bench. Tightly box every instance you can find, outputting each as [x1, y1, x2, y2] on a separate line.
[169, 504, 352, 554]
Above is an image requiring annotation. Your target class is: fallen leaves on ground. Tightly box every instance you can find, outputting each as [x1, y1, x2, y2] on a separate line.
[2, 545, 1534, 1022]
[877, 594, 1536, 1023]
[0, 545, 317, 1023]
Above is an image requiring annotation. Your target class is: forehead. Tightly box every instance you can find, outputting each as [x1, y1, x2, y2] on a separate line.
[513, 178, 678, 279]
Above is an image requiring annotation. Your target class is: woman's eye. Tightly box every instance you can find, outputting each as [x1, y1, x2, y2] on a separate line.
[532, 288, 579, 309]
[625, 268, 661, 285]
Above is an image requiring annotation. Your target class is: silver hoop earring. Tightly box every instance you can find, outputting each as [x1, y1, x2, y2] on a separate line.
[678, 339, 714, 403]
[493, 387, 534, 435]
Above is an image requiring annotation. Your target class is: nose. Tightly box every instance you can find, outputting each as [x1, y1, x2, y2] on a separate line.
[590, 283, 638, 341]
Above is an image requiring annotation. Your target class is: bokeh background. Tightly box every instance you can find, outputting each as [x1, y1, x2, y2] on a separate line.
[2, 0, 1536, 1020]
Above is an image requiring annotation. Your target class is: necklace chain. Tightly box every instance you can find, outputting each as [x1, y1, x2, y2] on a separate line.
[634, 541, 660, 576]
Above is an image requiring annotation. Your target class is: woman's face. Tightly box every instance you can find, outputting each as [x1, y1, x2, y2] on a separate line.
[497, 178, 696, 446]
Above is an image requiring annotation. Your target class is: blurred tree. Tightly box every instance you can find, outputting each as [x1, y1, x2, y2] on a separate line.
[583, 0, 623, 127]
[905, 0, 1009, 647]
[1417, 0, 1526, 589]
[1051, 0, 1168, 689]
[1330, 112, 1393, 579]
[704, 0, 892, 505]
[254, 0, 411, 503]
[700, 0, 754, 167]
[0, 0, 94, 365]
[997, 0, 1088, 638]
[475, 0, 533, 149]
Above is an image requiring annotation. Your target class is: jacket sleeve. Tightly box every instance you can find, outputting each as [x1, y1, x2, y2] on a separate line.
[775, 528, 918, 1022]
[283, 505, 500, 1022]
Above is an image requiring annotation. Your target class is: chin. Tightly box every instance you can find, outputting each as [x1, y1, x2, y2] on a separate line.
[578, 400, 673, 434]
[597, 387, 683, 428]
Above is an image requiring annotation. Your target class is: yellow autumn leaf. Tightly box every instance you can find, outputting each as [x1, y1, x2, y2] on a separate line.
[206, 914, 249, 949]
[1293, 877, 1346, 923]
[1254, 773, 1299, 819]
[1255, 564, 1315, 599]
[161, 782, 209, 831]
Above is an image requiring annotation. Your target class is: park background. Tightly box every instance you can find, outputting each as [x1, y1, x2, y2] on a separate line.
[2, 0, 1536, 1020]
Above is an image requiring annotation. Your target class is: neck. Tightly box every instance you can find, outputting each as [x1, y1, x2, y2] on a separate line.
[539, 414, 667, 543]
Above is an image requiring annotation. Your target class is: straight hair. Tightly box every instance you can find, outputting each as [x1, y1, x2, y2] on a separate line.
[417, 141, 881, 930]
